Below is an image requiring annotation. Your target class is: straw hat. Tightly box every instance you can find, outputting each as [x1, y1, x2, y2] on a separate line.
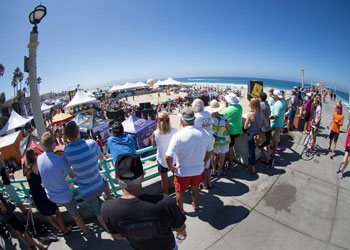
[205, 100, 226, 113]
[224, 93, 240, 104]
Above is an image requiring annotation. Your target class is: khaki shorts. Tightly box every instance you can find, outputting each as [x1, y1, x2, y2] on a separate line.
[271, 127, 283, 143]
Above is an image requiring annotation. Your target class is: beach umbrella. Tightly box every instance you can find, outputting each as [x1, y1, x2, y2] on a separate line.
[161, 97, 172, 103]
[52, 113, 73, 125]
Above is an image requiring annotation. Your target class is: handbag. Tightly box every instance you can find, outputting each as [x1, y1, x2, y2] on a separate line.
[254, 129, 266, 147]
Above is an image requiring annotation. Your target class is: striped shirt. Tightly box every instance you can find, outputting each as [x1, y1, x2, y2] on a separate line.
[64, 139, 104, 197]
[212, 114, 230, 146]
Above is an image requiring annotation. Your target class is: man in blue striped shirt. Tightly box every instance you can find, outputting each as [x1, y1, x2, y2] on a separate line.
[64, 121, 112, 230]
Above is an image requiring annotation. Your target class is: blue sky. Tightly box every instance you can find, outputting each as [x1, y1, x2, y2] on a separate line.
[0, 0, 349, 99]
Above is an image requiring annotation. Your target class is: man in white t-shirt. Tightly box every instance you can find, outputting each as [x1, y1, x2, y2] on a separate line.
[193, 98, 212, 133]
[192, 98, 213, 188]
[268, 88, 276, 107]
[166, 108, 213, 213]
[311, 99, 322, 151]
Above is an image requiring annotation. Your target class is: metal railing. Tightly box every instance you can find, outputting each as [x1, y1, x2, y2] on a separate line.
[0, 146, 158, 207]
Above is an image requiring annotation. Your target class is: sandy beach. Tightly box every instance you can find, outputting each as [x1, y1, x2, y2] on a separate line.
[124, 88, 251, 132]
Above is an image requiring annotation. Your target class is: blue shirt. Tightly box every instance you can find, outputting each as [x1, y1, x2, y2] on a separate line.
[107, 134, 137, 165]
[64, 139, 104, 197]
[37, 152, 73, 204]
[270, 100, 285, 128]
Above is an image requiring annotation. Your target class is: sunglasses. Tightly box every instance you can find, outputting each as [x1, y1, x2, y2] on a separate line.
[158, 117, 169, 121]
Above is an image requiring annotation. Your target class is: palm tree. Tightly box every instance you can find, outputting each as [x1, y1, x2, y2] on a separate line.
[0, 92, 5, 104]
[0, 64, 4, 77]
[11, 78, 17, 98]
[22, 87, 27, 98]
[13, 67, 24, 93]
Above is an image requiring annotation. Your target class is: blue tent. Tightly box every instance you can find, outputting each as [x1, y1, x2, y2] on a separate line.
[122, 115, 156, 149]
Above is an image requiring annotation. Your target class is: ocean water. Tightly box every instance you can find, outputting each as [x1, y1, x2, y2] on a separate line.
[174, 76, 349, 108]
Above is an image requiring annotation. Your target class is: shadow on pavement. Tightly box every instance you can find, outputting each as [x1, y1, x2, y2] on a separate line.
[343, 171, 350, 178]
[224, 166, 259, 182]
[185, 190, 250, 230]
[256, 163, 286, 176]
[210, 179, 250, 197]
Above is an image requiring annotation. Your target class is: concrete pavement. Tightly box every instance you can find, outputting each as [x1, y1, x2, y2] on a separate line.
[2, 99, 349, 250]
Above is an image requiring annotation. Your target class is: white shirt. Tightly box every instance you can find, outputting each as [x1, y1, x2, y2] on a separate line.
[268, 97, 276, 107]
[315, 105, 322, 123]
[194, 111, 213, 135]
[166, 126, 214, 177]
[154, 128, 177, 168]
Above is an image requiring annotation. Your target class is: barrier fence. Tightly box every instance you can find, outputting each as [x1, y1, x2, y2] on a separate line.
[0, 146, 158, 208]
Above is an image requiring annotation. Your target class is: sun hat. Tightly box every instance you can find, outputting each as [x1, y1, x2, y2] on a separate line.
[205, 100, 226, 113]
[273, 90, 283, 99]
[179, 108, 195, 122]
[224, 93, 240, 104]
[115, 153, 143, 180]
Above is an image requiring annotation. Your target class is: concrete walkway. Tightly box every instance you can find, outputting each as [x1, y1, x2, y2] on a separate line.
[2, 100, 349, 250]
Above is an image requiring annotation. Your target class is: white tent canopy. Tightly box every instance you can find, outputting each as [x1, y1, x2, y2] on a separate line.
[134, 81, 147, 88]
[109, 84, 120, 93]
[165, 77, 181, 85]
[0, 110, 33, 135]
[64, 89, 97, 109]
[41, 103, 53, 113]
[109, 82, 146, 92]
[0, 131, 21, 148]
[153, 77, 182, 88]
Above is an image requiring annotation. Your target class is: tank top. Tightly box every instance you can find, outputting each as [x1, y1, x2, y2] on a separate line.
[154, 128, 177, 167]
[247, 112, 262, 135]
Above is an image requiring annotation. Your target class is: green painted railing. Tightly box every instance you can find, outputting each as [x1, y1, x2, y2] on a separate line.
[0, 146, 158, 208]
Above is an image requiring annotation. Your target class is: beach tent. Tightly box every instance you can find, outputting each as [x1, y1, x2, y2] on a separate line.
[0, 131, 23, 165]
[0, 110, 33, 135]
[21, 141, 43, 164]
[79, 114, 113, 133]
[72, 113, 88, 126]
[165, 77, 181, 85]
[41, 103, 53, 113]
[134, 81, 147, 88]
[52, 113, 73, 125]
[109, 84, 120, 93]
[64, 89, 96, 109]
[122, 115, 156, 149]
[109, 82, 144, 92]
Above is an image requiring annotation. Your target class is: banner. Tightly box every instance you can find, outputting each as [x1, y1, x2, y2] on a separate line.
[248, 80, 263, 100]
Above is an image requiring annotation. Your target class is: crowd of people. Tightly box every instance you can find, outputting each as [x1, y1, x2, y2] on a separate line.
[0, 85, 350, 249]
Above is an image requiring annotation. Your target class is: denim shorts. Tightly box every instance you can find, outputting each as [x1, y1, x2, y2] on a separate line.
[62, 197, 80, 218]
[82, 181, 106, 216]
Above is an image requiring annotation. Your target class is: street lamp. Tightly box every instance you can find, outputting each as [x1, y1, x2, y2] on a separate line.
[27, 4, 47, 141]
[301, 68, 304, 89]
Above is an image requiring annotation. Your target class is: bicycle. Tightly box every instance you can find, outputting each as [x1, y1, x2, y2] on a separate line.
[301, 122, 317, 157]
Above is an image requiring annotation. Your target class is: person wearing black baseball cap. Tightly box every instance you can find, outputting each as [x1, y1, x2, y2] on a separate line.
[101, 153, 186, 250]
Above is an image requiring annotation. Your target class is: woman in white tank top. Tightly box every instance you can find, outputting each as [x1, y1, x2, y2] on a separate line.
[152, 111, 177, 194]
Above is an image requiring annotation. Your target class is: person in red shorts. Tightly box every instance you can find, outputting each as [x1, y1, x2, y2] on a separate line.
[166, 109, 213, 213]
[337, 126, 350, 179]
[327, 105, 344, 159]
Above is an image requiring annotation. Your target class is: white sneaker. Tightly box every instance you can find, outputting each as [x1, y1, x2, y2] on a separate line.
[338, 171, 344, 179]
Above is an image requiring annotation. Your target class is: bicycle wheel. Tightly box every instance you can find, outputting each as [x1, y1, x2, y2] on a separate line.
[301, 134, 310, 155]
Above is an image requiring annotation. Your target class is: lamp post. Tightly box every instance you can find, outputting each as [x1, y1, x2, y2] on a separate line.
[301, 68, 304, 89]
[27, 5, 47, 140]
